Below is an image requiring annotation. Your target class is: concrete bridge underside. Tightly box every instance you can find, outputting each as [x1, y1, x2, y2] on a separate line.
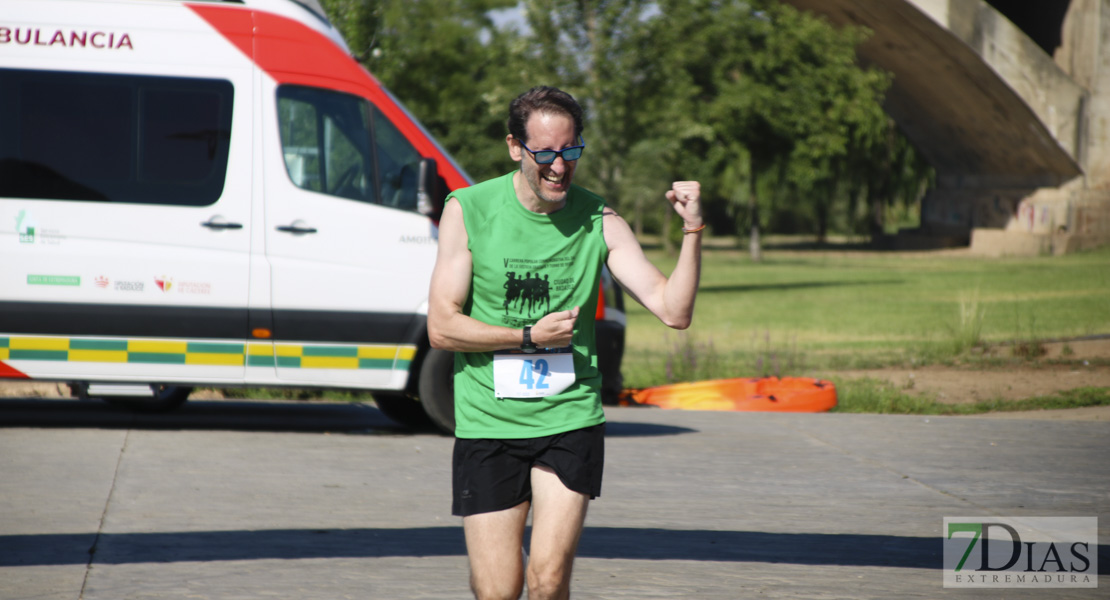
[783, 0, 1110, 254]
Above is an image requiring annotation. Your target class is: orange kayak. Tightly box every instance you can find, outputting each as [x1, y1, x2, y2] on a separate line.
[622, 377, 837, 412]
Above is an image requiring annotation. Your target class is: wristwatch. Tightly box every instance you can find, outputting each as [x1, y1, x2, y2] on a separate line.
[521, 326, 537, 353]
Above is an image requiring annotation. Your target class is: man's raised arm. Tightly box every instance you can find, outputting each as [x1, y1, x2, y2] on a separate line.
[603, 181, 703, 329]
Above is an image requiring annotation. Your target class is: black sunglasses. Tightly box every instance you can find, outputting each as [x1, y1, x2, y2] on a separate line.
[517, 136, 586, 164]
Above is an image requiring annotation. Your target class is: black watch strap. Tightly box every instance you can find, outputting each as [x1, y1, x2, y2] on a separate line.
[521, 326, 537, 353]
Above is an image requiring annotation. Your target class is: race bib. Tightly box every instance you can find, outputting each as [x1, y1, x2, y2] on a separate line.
[493, 347, 576, 398]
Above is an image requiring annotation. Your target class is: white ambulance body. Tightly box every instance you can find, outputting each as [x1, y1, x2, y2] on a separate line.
[0, 0, 628, 432]
[0, 0, 484, 430]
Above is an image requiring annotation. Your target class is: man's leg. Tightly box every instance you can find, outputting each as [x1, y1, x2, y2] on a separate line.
[526, 466, 590, 600]
[463, 500, 530, 600]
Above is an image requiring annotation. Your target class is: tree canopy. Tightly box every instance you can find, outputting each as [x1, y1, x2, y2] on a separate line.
[320, 0, 933, 254]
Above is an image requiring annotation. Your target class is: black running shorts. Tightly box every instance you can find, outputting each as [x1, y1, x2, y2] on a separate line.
[452, 423, 605, 517]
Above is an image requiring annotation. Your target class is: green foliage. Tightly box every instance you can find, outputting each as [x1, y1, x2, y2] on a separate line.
[659, 330, 723, 385]
[947, 288, 987, 355]
[831, 377, 945, 414]
[832, 379, 1110, 415]
[746, 329, 805, 377]
[320, 0, 523, 182]
[622, 327, 809, 388]
[320, 0, 932, 241]
[521, 0, 703, 239]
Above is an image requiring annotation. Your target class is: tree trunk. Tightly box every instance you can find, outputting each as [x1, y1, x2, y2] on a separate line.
[816, 202, 828, 243]
[870, 191, 885, 239]
[663, 205, 675, 255]
[748, 163, 762, 262]
[749, 212, 762, 261]
[634, 196, 644, 238]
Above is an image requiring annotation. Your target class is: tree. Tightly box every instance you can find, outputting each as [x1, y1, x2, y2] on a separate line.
[519, 0, 662, 215]
[849, 117, 934, 239]
[321, 0, 932, 249]
[320, 0, 523, 181]
[636, 1, 902, 258]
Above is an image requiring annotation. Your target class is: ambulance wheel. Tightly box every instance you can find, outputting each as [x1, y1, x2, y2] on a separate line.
[372, 393, 434, 429]
[72, 383, 192, 412]
[418, 349, 456, 435]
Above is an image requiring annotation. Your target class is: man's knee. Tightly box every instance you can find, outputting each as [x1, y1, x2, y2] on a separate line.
[526, 559, 572, 599]
[467, 543, 525, 600]
[471, 571, 523, 600]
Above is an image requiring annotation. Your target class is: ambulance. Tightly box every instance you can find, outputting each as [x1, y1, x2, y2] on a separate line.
[0, 0, 626, 433]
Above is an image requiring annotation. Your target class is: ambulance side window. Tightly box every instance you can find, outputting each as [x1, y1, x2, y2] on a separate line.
[372, 110, 422, 211]
[277, 86, 376, 203]
[0, 68, 232, 206]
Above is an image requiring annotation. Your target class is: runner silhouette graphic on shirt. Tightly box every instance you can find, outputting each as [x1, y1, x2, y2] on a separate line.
[504, 271, 550, 316]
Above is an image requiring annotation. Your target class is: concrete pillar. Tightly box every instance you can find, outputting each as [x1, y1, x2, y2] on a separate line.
[1056, 0, 1110, 190]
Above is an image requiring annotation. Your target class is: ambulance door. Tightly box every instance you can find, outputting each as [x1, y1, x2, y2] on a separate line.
[262, 83, 438, 388]
[0, 67, 251, 384]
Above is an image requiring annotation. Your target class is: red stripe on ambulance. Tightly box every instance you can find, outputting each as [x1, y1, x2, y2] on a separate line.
[187, 3, 468, 191]
[0, 361, 30, 380]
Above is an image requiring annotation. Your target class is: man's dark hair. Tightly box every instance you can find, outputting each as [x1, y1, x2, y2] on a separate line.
[507, 86, 584, 144]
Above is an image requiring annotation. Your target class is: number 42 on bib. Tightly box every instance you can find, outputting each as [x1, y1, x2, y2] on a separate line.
[493, 347, 576, 398]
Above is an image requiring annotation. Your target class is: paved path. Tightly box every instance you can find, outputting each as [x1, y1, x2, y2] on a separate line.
[1, 398, 1107, 599]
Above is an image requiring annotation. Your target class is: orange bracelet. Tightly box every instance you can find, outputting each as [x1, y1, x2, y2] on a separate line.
[682, 223, 707, 234]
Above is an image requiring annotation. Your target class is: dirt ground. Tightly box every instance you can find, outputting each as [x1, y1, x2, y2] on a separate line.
[3, 339, 1108, 421]
[835, 338, 1110, 421]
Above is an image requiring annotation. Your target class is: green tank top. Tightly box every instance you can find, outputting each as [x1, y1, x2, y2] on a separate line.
[448, 171, 609, 439]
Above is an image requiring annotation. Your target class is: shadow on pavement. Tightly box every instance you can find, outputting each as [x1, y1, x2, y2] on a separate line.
[14, 527, 1105, 572]
[0, 398, 405, 433]
[0, 398, 695, 437]
[603, 420, 696, 437]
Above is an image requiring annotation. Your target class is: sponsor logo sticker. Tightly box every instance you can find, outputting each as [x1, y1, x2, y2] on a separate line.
[178, 281, 212, 294]
[154, 276, 173, 292]
[28, 274, 80, 286]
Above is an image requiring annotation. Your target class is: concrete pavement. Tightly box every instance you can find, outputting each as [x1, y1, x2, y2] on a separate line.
[1, 397, 1107, 599]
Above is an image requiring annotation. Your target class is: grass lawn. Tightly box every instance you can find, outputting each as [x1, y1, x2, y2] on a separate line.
[621, 242, 1110, 389]
[227, 241, 1110, 417]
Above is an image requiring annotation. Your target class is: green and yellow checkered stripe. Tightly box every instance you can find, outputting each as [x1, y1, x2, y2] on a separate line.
[0, 336, 415, 370]
[265, 343, 413, 370]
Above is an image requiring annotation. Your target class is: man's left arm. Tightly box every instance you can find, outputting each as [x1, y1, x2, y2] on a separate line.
[604, 181, 703, 329]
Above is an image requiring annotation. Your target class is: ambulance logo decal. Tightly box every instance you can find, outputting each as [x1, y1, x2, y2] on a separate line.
[15, 210, 35, 244]
[155, 277, 173, 292]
